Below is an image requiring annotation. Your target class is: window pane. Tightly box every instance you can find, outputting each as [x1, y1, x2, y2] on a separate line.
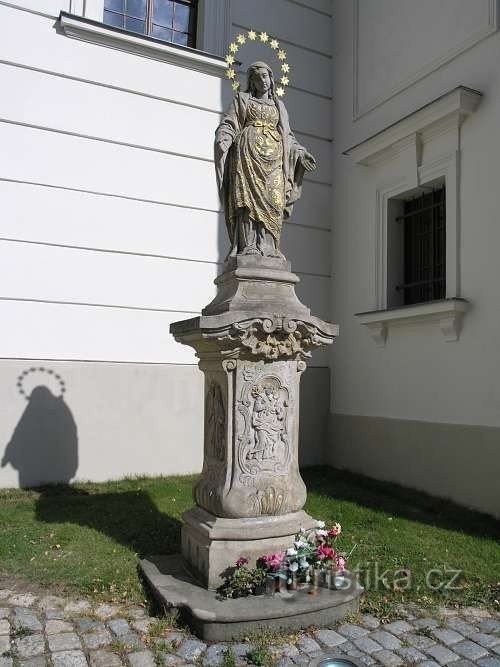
[173, 2, 190, 32]
[126, 0, 146, 19]
[172, 30, 188, 46]
[152, 24, 173, 41]
[125, 16, 146, 33]
[153, 0, 174, 27]
[103, 10, 124, 27]
[104, 0, 124, 11]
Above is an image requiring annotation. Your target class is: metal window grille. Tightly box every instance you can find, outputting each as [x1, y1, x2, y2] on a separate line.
[396, 186, 446, 305]
[103, 0, 198, 48]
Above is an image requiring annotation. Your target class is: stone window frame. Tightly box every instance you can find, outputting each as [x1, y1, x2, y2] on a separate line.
[344, 86, 482, 345]
[62, 0, 230, 75]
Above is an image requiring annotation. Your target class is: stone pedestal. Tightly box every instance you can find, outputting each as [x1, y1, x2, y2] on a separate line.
[169, 255, 339, 589]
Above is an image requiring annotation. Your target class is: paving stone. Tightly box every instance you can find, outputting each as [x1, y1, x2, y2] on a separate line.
[413, 618, 440, 630]
[8, 594, 37, 608]
[446, 618, 478, 637]
[48, 632, 82, 652]
[338, 641, 357, 653]
[275, 644, 299, 658]
[396, 646, 428, 662]
[372, 649, 403, 666]
[383, 621, 413, 636]
[368, 631, 401, 650]
[0, 619, 9, 635]
[176, 639, 207, 662]
[315, 628, 348, 647]
[108, 619, 131, 637]
[124, 607, 146, 620]
[158, 657, 183, 667]
[0, 609, 9, 619]
[0, 636, 10, 653]
[297, 635, 321, 654]
[405, 633, 437, 650]
[479, 620, 500, 634]
[95, 605, 120, 620]
[448, 661, 475, 667]
[462, 608, 491, 621]
[0, 591, 13, 600]
[352, 636, 383, 654]
[0, 658, 13, 667]
[15, 634, 45, 659]
[118, 633, 143, 650]
[131, 619, 153, 634]
[437, 608, 460, 619]
[357, 655, 377, 666]
[203, 644, 229, 666]
[291, 656, 309, 665]
[89, 650, 124, 667]
[51, 650, 88, 667]
[127, 651, 156, 667]
[45, 620, 74, 635]
[425, 644, 460, 665]
[13, 609, 43, 632]
[45, 610, 66, 620]
[77, 619, 106, 634]
[469, 632, 500, 649]
[453, 640, 489, 660]
[64, 600, 92, 615]
[82, 630, 114, 650]
[337, 624, 370, 640]
[419, 662, 441, 667]
[38, 596, 65, 611]
[19, 658, 49, 667]
[477, 658, 500, 667]
[493, 646, 500, 657]
[275, 659, 294, 667]
[361, 615, 380, 630]
[230, 643, 254, 659]
[431, 629, 464, 646]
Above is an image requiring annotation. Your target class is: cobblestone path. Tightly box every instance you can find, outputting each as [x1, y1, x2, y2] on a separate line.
[0, 587, 499, 667]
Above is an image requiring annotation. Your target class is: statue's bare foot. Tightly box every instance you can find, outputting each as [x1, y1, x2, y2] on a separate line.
[241, 246, 261, 256]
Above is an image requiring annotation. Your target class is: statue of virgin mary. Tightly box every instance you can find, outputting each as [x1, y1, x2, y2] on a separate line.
[214, 62, 316, 259]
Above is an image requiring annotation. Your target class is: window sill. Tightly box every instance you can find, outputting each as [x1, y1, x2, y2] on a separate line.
[354, 298, 469, 346]
[58, 12, 228, 77]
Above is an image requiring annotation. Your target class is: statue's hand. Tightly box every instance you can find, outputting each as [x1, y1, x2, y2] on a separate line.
[301, 150, 316, 172]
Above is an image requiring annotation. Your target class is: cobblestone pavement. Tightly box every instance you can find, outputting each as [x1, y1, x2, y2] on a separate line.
[0, 587, 499, 667]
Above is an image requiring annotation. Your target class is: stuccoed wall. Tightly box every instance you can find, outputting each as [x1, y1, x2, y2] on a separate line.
[0, 0, 333, 487]
[329, 0, 500, 517]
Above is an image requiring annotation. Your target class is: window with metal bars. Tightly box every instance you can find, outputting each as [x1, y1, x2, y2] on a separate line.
[396, 186, 446, 305]
[103, 0, 198, 47]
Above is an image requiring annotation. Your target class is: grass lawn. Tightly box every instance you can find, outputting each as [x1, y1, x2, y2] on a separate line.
[0, 466, 498, 618]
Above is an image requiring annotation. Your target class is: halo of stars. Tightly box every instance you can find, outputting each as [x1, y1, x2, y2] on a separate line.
[17, 367, 66, 400]
[224, 30, 290, 97]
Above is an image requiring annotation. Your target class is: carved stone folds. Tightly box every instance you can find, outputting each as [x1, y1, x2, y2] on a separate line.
[170, 255, 338, 588]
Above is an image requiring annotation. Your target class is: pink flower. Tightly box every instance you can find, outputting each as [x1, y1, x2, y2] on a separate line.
[236, 556, 249, 567]
[317, 544, 336, 561]
[336, 555, 346, 572]
[328, 523, 342, 538]
[258, 551, 285, 572]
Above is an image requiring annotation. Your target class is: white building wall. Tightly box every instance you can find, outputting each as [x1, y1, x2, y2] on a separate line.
[329, 0, 500, 517]
[0, 0, 333, 487]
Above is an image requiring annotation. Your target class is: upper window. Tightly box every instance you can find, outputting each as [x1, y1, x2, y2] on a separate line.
[103, 0, 198, 47]
[397, 186, 446, 306]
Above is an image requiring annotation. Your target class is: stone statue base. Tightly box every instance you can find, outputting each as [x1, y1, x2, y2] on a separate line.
[140, 554, 363, 641]
[181, 507, 316, 590]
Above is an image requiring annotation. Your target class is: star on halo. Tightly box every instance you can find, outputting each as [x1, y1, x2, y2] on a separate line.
[270, 38, 279, 49]
[278, 50, 286, 60]
[260, 31, 269, 42]
[280, 76, 289, 86]
[229, 42, 238, 53]
[226, 68, 236, 79]
[232, 81, 240, 91]
[248, 29, 257, 40]
[236, 33, 246, 44]
[276, 86, 285, 97]
[281, 62, 290, 73]
[225, 54, 235, 64]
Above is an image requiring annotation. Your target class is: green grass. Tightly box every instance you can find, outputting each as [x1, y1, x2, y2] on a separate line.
[0, 467, 498, 618]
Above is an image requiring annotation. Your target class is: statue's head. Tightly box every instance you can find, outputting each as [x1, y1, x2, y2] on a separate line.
[246, 62, 275, 98]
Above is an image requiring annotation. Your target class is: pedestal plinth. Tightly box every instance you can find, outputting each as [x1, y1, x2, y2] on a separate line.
[169, 255, 339, 589]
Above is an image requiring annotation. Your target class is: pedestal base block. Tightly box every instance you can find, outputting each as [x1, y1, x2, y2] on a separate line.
[140, 554, 364, 641]
[181, 507, 316, 590]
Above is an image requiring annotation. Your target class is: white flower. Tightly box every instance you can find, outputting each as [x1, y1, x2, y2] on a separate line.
[299, 558, 309, 570]
[305, 573, 311, 582]
[286, 547, 298, 556]
[316, 529, 328, 537]
[289, 561, 299, 572]
[287, 578, 292, 585]
[299, 526, 306, 533]
[294, 539, 307, 549]
[316, 520, 326, 529]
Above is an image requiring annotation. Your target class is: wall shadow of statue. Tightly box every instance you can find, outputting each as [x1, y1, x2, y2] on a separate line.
[1, 385, 78, 488]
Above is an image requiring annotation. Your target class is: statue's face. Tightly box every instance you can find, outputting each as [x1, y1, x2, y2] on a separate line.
[251, 67, 271, 95]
